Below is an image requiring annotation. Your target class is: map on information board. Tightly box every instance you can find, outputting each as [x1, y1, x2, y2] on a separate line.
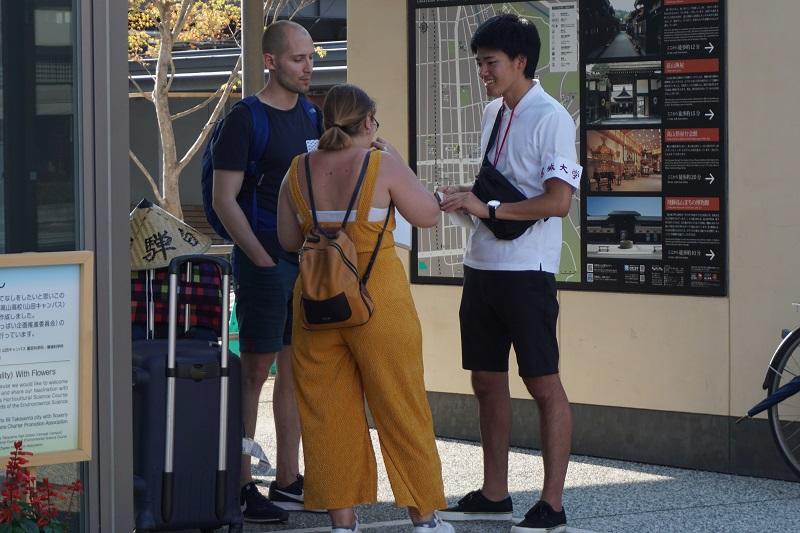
[410, 1, 581, 284]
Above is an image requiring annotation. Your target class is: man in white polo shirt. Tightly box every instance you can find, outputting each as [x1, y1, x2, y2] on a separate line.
[437, 13, 581, 533]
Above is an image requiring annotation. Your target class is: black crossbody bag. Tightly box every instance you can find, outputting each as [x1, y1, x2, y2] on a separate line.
[471, 105, 542, 240]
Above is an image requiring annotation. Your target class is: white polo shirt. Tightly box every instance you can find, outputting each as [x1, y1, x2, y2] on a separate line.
[464, 81, 582, 273]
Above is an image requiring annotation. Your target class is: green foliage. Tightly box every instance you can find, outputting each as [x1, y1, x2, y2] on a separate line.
[128, 0, 242, 61]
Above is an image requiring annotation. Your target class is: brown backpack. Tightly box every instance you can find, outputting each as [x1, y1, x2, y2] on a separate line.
[298, 151, 392, 330]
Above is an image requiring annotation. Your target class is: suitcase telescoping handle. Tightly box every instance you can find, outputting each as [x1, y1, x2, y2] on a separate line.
[162, 255, 232, 523]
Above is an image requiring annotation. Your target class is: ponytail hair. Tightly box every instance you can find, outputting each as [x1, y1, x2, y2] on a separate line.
[318, 124, 353, 151]
[318, 84, 376, 151]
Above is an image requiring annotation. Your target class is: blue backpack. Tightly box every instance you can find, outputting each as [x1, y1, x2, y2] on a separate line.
[201, 95, 321, 241]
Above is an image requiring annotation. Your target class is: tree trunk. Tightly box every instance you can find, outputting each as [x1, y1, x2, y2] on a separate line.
[161, 168, 184, 220]
[153, 21, 182, 219]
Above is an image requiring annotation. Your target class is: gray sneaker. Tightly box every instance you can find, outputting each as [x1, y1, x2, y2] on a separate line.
[412, 515, 455, 532]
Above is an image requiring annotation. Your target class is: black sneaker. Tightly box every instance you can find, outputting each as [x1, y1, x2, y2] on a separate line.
[240, 481, 289, 523]
[511, 500, 566, 533]
[437, 489, 513, 521]
[267, 474, 306, 512]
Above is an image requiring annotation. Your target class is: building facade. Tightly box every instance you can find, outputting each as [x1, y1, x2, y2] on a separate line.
[349, 0, 800, 481]
[1, 1, 799, 531]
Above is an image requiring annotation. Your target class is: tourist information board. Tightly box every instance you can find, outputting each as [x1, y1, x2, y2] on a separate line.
[409, 0, 726, 296]
[580, 0, 726, 295]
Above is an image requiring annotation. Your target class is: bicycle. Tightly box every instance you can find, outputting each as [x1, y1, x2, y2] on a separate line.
[743, 302, 800, 477]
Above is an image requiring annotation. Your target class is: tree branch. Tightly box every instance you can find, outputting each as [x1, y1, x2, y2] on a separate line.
[166, 56, 177, 93]
[170, 86, 224, 121]
[128, 74, 154, 102]
[177, 55, 242, 172]
[171, 0, 194, 40]
[264, 0, 314, 25]
[266, 0, 287, 25]
[288, 0, 315, 20]
[130, 149, 163, 202]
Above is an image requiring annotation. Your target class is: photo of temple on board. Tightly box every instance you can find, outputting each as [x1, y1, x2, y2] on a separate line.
[585, 61, 662, 126]
[586, 196, 663, 261]
[585, 129, 662, 193]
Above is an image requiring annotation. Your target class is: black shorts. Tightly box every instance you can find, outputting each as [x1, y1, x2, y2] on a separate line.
[459, 266, 560, 378]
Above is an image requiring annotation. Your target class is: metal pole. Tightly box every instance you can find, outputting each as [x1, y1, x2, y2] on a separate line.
[215, 273, 231, 519]
[241, 0, 265, 96]
[162, 271, 179, 523]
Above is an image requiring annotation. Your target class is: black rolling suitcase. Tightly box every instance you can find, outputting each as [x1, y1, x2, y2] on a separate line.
[133, 255, 242, 532]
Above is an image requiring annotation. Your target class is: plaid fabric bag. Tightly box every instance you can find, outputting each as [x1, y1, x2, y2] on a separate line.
[131, 263, 223, 339]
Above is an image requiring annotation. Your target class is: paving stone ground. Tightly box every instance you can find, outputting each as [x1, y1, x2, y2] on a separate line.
[243, 380, 800, 533]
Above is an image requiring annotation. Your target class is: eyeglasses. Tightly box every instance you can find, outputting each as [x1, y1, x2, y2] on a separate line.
[372, 116, 380, 131]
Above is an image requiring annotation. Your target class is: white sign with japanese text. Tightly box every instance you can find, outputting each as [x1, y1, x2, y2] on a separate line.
[0, 252, 92, 465]
[0, 264, 80, 453]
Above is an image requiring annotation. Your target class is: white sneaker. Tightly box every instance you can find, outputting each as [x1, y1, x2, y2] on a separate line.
[331, 518, 360, 533]
[412, 515, 456, 532]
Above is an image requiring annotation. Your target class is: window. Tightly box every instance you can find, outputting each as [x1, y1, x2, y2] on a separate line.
[1, 0, 78, 253]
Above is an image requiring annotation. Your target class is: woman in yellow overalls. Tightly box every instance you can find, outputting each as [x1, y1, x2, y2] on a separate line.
[276, 84, 454, 533]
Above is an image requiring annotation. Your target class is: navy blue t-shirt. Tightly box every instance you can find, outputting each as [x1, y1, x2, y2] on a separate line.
[212, 98, 320, 262]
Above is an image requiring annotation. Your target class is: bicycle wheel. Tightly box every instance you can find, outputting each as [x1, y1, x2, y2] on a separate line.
[767, 330, 800, 477]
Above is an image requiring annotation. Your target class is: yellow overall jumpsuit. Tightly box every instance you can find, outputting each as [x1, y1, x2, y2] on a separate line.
[287, 151, 446, 515]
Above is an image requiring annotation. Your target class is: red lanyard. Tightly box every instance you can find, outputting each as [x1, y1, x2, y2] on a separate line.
[493, 100, 516, 167]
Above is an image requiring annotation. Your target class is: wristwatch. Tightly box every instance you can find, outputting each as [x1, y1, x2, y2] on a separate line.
[487, 200, 501, 222]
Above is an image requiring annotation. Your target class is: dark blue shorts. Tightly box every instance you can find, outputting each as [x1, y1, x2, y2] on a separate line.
[232, 247, 298, 354]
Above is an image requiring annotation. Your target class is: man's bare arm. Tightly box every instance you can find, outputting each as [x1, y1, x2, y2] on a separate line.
[277, 177, 304, 252]
[212, 169, 275, 267]
[439, 178, 574, 220]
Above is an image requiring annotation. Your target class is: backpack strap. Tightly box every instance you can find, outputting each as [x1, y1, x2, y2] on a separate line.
[355, 149, 383, 222]
[302, 154, 320, 229]
[342, 152, 372, 230]
[355, 150, 391, 285]
[484, 104, 505, 164]
[240, 95, 270, 178]
[300, 98, 323, 136]
[362, 202, 393, 285]
[232, 95, 271, 232]
[303, 151, 372, 232]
